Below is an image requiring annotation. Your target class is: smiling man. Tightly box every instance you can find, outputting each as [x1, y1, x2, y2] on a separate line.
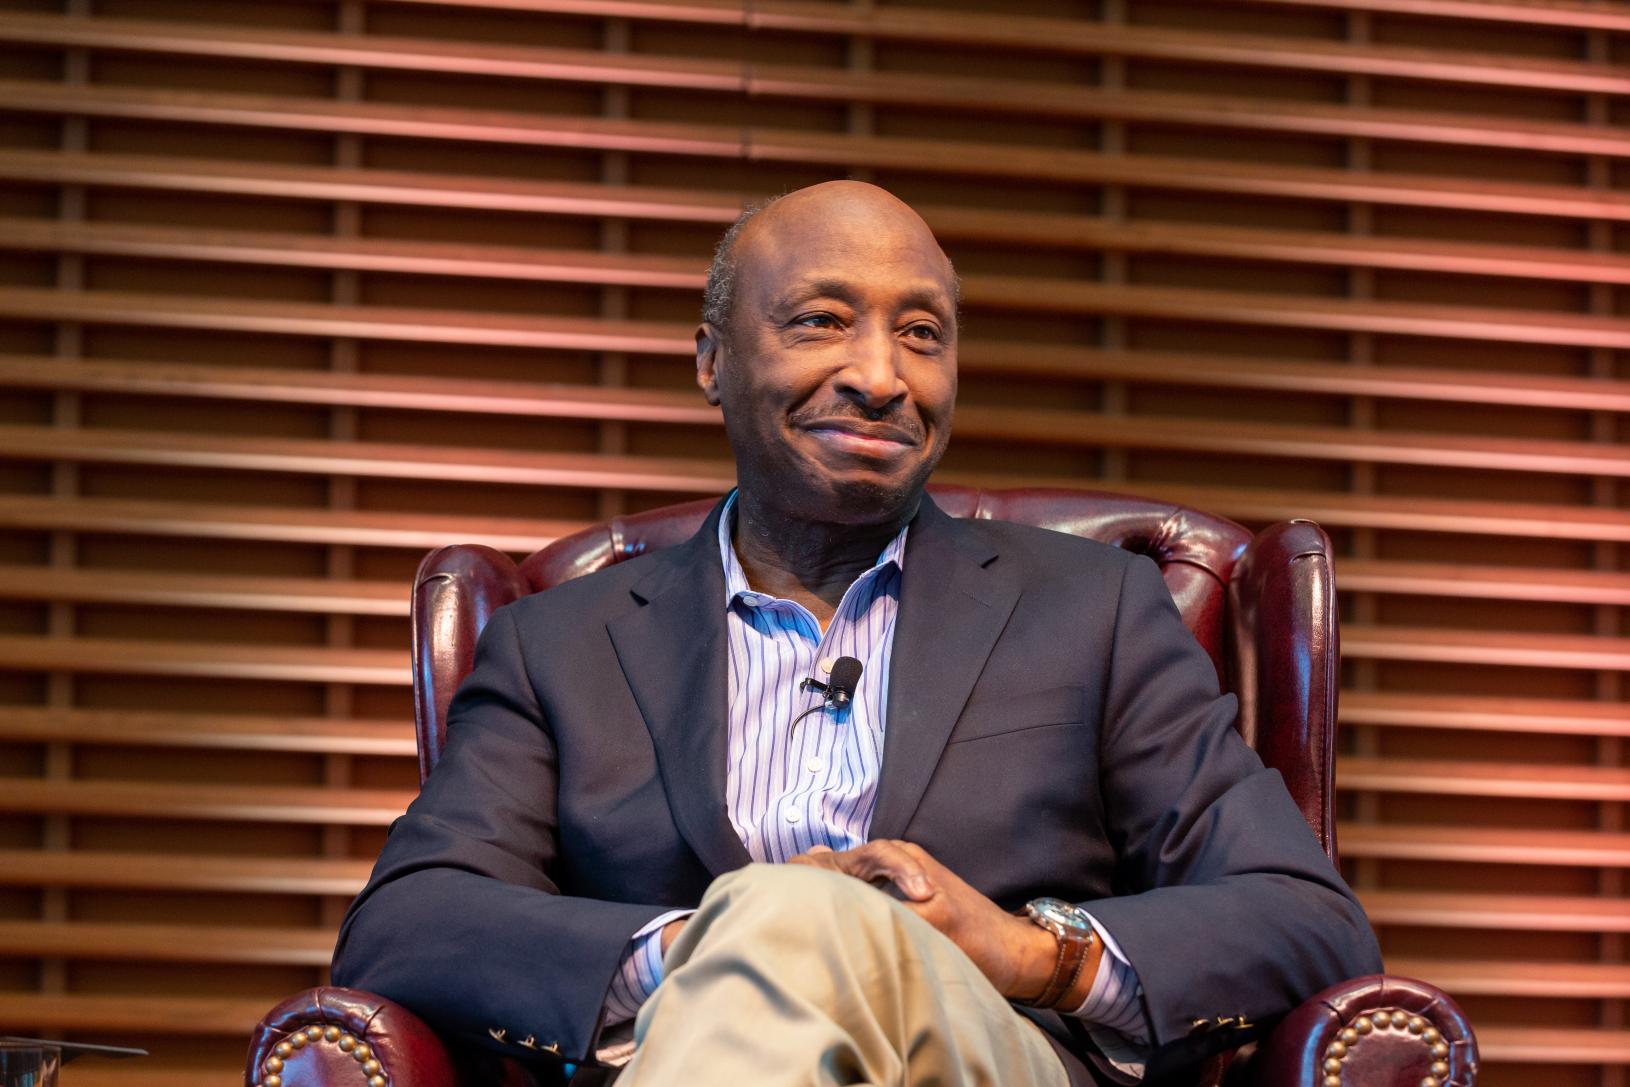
[332, 181, 1381, 1087]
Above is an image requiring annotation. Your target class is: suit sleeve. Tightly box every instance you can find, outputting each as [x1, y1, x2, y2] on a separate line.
[330, 603, 670, 1062]
[1080, 554, 1382, 1076]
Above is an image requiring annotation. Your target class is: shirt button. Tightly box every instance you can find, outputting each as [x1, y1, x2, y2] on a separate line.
[741, 593, 760, 607]
[784, 807, 802, 824]
[806, 756, 825, 773]
[817, 656, 836, 674]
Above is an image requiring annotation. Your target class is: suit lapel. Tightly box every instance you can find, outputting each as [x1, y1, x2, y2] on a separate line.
[870, 496, 1020, 842]
[606, 499, 754, 877]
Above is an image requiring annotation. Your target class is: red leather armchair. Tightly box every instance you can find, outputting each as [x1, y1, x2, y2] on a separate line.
[246, 486, 1477, 1087]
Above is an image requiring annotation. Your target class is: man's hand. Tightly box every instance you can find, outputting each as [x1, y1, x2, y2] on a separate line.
[787, 841, 1059, 1001]
[660, 918, 686, 955]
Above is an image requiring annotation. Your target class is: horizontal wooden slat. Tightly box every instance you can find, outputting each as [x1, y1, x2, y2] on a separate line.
[8, 419, 1630, 530]
[9, 408, 1630, 511]
[17, 547, 1622, 623]
[0, 286, 694, 355]
[385, 0, 1630, 43]
[0, 422, 734, 492]
[0, 920, 332, 966]
[1338, 824, 1630, 867]
[1339, 756, 1630, 801]
[50, 1070, 225, 1087]
[8, 355, 1630, 440]
[1340, 691, 1630, 739]
[964, 275, 1630, 348]
[4, 482, 1629, 553]
[0, 992, 268, 1035]
[0, 564, 407, 615]
[1341, 625, 1630, 671]
[1231, 0, 1630, 33]
[15, 423, 1630, 541]
[4, 145, 1624, 239]
[4, 85, 1628, 222]
[1361, 889, 1630, 933]
[0, 216, 705, 289]
[0, 356, 719, 425]
[958, 407, 1630, 473]
[7, 209, 1630, 299]
[0, 494, 575, 552]
[0, 778, 413, 825]
[0, 149, 748, 222]
[1477, 1027, 1630, 1064]
[0, 634, 405, 684]
[1386, 959, 1630, 998]
[3, 14, 1626, 154]
[0, 707, 414, 755]
[4, 280, 1625, 354]
[0, 849, 369, 895]
[930, 211, 1630, 286]
[1338, 560, 1630, 606]
[302, 0, 1630, 93]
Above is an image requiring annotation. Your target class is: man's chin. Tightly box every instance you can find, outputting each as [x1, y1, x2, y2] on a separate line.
[798, 471, 928, 525]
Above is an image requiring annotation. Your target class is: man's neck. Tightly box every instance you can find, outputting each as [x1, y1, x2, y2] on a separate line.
[730, 489, 914, 625]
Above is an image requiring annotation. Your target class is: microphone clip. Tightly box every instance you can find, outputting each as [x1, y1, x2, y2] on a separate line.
[799, 676, 852, 709]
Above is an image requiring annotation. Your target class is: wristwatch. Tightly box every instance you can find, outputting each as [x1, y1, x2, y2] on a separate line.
[1014, 897, 1097, 1010]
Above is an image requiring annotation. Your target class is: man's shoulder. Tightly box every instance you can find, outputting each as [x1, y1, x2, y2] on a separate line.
[956, 515, 1143, 579]
[503, 545, 678, 627]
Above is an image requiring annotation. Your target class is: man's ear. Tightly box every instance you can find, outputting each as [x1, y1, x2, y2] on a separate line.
[695, 322, 723, 406]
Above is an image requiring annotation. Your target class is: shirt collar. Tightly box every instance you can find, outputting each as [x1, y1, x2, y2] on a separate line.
[717, 490, 908, 609]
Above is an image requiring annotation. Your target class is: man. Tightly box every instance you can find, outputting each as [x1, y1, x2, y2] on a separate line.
[332, 180, 1382, 1086]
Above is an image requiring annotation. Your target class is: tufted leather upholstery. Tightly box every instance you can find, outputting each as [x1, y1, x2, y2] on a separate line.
[1250, 975, 1479, 1087]
[245, 986, 457, 1087]
[248, 485, 1476, 1087]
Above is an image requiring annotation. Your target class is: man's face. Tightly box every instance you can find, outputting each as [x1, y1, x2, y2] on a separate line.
[696, 184, 958, 525]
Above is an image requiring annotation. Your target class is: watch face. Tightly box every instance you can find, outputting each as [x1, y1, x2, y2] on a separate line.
[1029, 897, 1092, 936]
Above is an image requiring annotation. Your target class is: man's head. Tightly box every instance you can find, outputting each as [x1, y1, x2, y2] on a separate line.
[696, 180, 959, 527]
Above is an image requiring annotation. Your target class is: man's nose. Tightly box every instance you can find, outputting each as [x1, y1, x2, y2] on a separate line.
[836, 326, 907, 414]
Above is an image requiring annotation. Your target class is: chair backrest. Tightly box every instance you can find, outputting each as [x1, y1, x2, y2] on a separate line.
[411, 484, 1339, 857]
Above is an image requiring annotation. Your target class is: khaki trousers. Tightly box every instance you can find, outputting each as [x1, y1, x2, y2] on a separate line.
[616, 863, 1070, 1087]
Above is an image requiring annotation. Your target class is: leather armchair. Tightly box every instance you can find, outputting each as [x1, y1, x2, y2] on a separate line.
[246, 486, 1478, 1087]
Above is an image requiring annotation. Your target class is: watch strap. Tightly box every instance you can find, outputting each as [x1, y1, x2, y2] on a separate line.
[1017, 914, 1095, 1010]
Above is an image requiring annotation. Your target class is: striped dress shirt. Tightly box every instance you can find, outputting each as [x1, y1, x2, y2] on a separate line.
[600, 494, 1151, 1077]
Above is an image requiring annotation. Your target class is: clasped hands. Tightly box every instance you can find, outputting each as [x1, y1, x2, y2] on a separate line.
[659, 840, 1071, 1005]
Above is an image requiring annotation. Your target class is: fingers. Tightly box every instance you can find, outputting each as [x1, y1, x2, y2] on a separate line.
[843, 840, 935, 901]
[786, 840, 938, 901]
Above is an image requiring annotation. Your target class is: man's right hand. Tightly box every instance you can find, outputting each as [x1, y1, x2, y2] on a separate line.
[660, 918, 686, 955]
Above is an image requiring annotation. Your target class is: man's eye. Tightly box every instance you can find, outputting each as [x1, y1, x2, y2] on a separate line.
[905, 324, 941, 341]
[795, 313, 838, 329]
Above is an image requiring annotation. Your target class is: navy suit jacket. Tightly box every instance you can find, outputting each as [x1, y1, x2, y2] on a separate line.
[332, 494, 1381, 1083]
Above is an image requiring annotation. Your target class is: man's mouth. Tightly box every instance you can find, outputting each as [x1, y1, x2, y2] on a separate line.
[802, 421, 919, 455]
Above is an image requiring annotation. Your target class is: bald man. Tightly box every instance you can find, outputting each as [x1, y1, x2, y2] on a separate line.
[332, 182, 1381, 1087]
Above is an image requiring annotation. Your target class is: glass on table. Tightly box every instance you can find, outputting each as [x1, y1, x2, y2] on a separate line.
[0, 1043, 58, 1087]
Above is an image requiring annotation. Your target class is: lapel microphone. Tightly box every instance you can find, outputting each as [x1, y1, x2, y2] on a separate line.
[800, 656, 864, 709]
[793, 656, 864, 737]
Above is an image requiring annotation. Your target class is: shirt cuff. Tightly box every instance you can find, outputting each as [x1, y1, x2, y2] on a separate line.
[1065, 912, 1151, 1081]
[601, 909, 693, 1027]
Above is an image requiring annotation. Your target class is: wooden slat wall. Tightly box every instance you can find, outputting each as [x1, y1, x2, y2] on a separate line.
[0, 0, 1624, 1082]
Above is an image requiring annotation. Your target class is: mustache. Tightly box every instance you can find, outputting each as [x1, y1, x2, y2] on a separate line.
[788, 402, 926, 442]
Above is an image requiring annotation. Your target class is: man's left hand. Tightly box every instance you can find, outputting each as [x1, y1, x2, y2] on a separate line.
[787, 840, 1057, 1001]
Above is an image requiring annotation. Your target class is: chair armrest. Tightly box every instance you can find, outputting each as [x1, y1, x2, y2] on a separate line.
[245, 986, 458, 1087]
[1250, 974, 1478, 1087]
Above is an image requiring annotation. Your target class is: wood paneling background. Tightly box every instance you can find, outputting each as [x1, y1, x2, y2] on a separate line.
[0, 0, 1625, 1083]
